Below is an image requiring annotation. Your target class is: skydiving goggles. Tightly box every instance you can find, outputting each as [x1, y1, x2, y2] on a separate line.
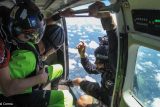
[21, 15, 46, 43]
[23, 25, 45, 43]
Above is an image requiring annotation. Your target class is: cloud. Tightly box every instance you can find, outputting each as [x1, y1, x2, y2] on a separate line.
[88, 41, 99, 49]
[155, 73, 160, 82]
[158, 83, 160, 89]
[136, 64, 143, 71]
[79, 39, 90, 42]
[157, 54, 160, 57]
[142, 61, 155, 68]
[69, 48, 78, 54]
[135, 64, 146, 74]
[78, 63, 82, 67]
[154, 70, 160, 73]
[148, 53, 152, 56]
[138, 51, 145, 57]
[155, 73, 160, 88]
[81, 35, 88, 38]
[151, 98, 160, 107]
[66, 17, 102, 26]
[85, 26, 94, 32]
[89, 54, 95, 58]
[70, 34, 74, 37]
[69, 59, 77, 70]
[80, 32, 87, 38]
[78, 32, 83, 35]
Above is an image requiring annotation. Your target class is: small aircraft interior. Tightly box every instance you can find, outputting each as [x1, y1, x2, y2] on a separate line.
[34, 0, 160, 106]
[1, 0, 159, 106]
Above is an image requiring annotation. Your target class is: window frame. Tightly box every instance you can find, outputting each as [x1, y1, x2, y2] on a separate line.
[122, 32, 160, 107]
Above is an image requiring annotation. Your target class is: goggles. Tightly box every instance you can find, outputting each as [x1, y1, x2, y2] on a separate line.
[22, 15, 46, 43]
[23, 23, 45, 43]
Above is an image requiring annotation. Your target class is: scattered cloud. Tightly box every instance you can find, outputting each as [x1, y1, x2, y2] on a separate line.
[138, 51, 145, 57]
[69, 48, 78, 54]
[69, 34, 74, 37]
[85, 75, 96, 82]
[81, 35, 88, 38]
[154, 70, 160, 73]
[157, 54, 160, 57]
[69, 59, 77, 70]
[136, 64, 143, 71]
[89, 54, 95, 58]
[151, 98, 160, 107]
[79, 39, 90, 43]
[142, 61, 155, 68]
[78, 63, 82, 67]
[88, 41, 99, 49]
[85, 26, 94, 32]
[66, 13, 109, 83]
[78, 32, 83, 35]
[90, 60, 95, 64]
[155, 73, 160, 82]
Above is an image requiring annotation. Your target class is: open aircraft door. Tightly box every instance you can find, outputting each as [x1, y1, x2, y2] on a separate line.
[33, 0, 160, 106]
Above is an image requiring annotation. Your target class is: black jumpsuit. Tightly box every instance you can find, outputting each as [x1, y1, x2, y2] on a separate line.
[79, 29, 118, 106]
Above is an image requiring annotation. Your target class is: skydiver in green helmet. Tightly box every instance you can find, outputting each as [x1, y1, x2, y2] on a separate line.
[0, 1, 73, 107]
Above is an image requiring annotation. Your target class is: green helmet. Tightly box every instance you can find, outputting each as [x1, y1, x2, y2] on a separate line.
[9, 2, 46, 43]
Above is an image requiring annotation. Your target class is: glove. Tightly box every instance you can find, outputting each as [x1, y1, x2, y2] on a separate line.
[47, 64, 63, 81]
[88, 1, 116, 31]
[76, 41, 86, 58]
[88, 1, 106, 18]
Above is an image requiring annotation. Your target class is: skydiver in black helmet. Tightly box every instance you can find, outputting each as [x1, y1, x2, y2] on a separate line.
[72, 1, 118, 107]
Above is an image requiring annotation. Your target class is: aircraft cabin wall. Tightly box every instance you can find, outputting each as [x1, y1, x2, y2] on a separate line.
[112, 0, 160, 107]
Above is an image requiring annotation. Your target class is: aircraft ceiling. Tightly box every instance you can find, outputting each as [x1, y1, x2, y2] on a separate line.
[34, 0, 103, 16]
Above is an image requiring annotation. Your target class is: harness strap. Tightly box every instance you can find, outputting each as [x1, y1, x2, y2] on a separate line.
[10, 42, 43, 78]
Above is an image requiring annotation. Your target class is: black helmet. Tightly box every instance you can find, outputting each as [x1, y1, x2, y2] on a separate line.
[10, 2, 46, 43]
[94, 35, 109, 62]
[98, 36, 108, 45]
[42, 24, 64, 52]
[94, 45, 109, 63]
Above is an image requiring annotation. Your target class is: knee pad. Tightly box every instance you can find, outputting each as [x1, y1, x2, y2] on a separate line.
[62, 90, 73, 107]
[47, 64, 63, 81]
[49, 90, 73, 107]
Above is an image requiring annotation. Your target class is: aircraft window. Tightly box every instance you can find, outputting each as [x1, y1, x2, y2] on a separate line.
[66, 17, 106, 92]
[133, 46, 160, 107]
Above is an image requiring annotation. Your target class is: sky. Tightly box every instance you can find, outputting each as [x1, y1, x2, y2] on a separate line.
[135, 47, 160, 107]
[66, 0, 116, 70]
[67, 17, 104, 71]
